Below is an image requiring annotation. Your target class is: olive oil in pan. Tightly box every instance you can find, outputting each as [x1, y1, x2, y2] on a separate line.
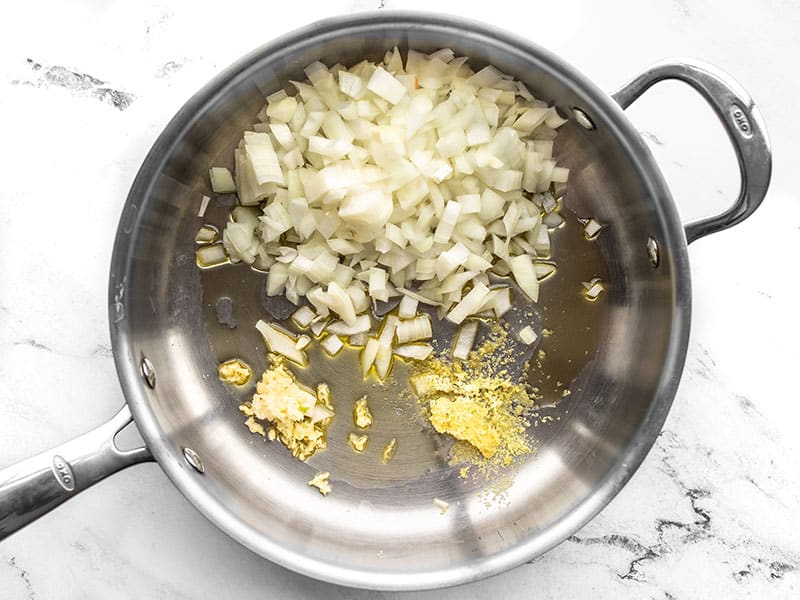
[197, 208, 609, 486]
[199, 262, 441, 488]
[523, 209, 608, 409]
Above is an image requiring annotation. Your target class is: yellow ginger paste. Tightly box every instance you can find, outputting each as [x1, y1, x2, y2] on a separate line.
[410, 323, 533, 467]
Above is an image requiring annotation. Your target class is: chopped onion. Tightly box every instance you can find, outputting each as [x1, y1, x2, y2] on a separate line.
[446, 282, 490, 324]
[534, 262, 557, 281]
[491, 286, 512, 317]
[209, 167, 236, 194]
[322, 281, 357, 325]
[348, 332, 368, 347]
[399, 287, 442, 306]
[196, 244, 229, 269]
[326, 314, 371, 335]
[453, 321, 478, 359]
[321, 334, 344, 356]
[396, 315, 432, 344]
[398, 295, 419, 319]
[255, 320, 308, 366]
[582, 278, 605, 301]
[197, 195, 211, 218]
[379, 314, 400, 346]
[310, 318, 328, 337]
[583, 217, 603, 240]
[509, 255, 539, 302]
[310, 403, 335, 424]
[219, 50, 572, 336]
[433, 201, 461, 244]
[360, 337, 380, 377]
[394, 343, 433, 361]
[518, 325, 537, 345]
[374, 339, 393, 380]
[367, 67, 407, 104]
[195, 225, 218, 244]
[295, 335, 312, 350]
[543, 211, 564, 229]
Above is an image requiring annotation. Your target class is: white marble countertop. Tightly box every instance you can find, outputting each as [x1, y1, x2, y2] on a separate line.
[1, 1, 798, 598]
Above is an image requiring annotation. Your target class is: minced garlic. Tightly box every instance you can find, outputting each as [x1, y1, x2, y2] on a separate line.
[353, 396, 373, 429]
[348, 432, 369, 453]
[381, 438, 397, 464]
[218, 358, 253, 386]
[245, 416, 265, 436]
[240, 355, 334, 461]
[308, 471, 331, 496]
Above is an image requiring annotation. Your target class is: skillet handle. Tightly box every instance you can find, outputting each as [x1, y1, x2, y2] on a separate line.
[0, 405, 152, 540]
[611, 59, 772, 244]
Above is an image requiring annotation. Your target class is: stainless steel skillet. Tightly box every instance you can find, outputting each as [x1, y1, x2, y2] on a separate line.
[0, 11, 770, 591]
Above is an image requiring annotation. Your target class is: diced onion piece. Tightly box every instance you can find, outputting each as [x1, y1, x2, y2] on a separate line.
[209, 167, 236, 193]
[321, 334, 344, 356]
[196, 244, 229, 268]
[295, 335, 312, 350]
[491, 286, 512, 317]
[453, 321, 478, 359]
[551, 166, 569, 183]
[583, 218, 603, 239]
[310, 318, 328, 337]
[433, 200, 462, 244]
[533, 226, 550, 255]
[446, 282, 490, 324]
[394, 343, 433, 361]
[310, 403, 335, 424]
[348, 332, 368, 347]
[518, 325, 537, 345]
[369, 267, 389, 302]
[339, 71, 365, 99]
[534, 262, 557, 281]
[396, 315, 432, 344]
[367, 67, 407, 104]
[326, 314, 371, 336]
[582, 278, 605, 301]
[509, 255, 539, 302]
[435, 242, 470, 281]
[399, 288, 442, 306]
[360, 337, 380, 377]
[255, 320, 308, 366]
[195, 225, 218, 244]
[243, 131, 286, 186]
[433, 497, 449, 514]
[373, 337, 394, 379]
[543, 211, 564, 229]
[323, 281, 357, 325]
[398, 295, 419, 319]
[379, 314, 400, 346]
[197, 195, 211, 218]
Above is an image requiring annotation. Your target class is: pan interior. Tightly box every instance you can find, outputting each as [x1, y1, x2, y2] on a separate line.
[113, 14, 688, 588]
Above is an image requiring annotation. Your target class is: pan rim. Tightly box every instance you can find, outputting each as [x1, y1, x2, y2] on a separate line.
[108, 10, 692, 591]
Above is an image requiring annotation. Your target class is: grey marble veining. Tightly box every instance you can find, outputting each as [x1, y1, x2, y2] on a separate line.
[1, 0, 799, 598]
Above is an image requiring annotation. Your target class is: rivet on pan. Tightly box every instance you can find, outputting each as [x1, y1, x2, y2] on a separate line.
[140, 357, 156, 389]
[646, 236, 660, 268]
[183, 447, 205, 473]
[573, 108, 595, 130]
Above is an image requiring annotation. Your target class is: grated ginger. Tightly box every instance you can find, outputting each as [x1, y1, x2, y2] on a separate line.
[410, 323, 533, 468]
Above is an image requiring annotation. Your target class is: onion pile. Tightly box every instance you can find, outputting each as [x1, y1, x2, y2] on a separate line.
[215, 48, 570, 374]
